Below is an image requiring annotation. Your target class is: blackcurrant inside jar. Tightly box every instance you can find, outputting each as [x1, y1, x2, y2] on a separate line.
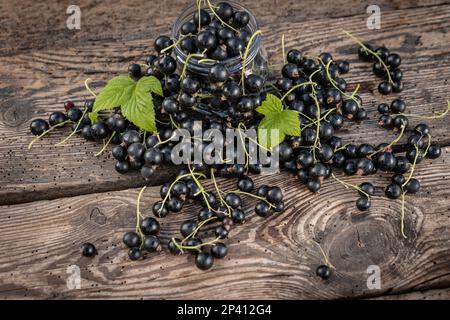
[172, 0, 268, 78]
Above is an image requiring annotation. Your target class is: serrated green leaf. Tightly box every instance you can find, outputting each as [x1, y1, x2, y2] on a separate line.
[92, 76, 135, 114]
[256, 93, 282, 116]
[257, 94, 300, 150]
[120, 76, 161, 133]
[136, 76, 163, 97]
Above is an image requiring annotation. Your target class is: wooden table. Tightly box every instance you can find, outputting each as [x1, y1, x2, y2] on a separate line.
[1, 0, 449, 299]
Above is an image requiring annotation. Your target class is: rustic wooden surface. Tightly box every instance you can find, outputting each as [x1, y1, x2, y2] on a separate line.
[0, 0, 449, 299]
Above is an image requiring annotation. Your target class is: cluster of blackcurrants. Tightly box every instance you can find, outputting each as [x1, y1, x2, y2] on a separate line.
[358, 44, 403, 94]
[122, 217, 161, 260]
[177, 3, 252, 60]
[128, 172, 284, 270]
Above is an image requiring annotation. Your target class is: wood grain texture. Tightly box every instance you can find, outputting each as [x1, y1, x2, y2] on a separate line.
[0, 147, 449, 299]
[0, 0, 447, 55]
[372, 287, 450, 300]
[1, 4, 450, 205]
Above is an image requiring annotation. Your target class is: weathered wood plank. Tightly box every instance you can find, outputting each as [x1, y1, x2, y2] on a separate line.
[1, 1, 447, 55]
[0, 4, 449, 205]
[372, 287, 450, 299]
[0, 147, 449, 299]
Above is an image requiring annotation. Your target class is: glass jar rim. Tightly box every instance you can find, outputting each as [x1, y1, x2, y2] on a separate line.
[171, 0, 261, 73]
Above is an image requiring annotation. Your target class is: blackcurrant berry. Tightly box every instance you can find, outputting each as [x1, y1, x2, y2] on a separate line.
[266, 186, 283, 204]
[378, 114, 394, 129]
[30, 119, 49, 136]
[356, 197, 371, 211]
[377, 103, 390, 114]
[255, 201, 271, 217]
[158, 55, 177, 75]
[392, 174, 406, 185]
[359, 182, 375, 196]
[193, 9, 211, 27]
[405, 178, 420, 194]
[123, 231, 141, 248]
[153, 201, 169, 218]
[121, 129, 141, 146]
[385, 183, 402, 199]
[307, 178, 321, 192]
[143, 235, 160, 253]
[154, 35, 173, 53]
[127, 142, 146, 160]
[226, 37, 244, 57]
[112, 145, 127, 161]
[115, 160, 130, 174]
[81, 242, 97, 257]
[394, 156, 410, 174]
[231, 10, 250, 28]
[387, 53, 401, 68]
[391, 99, 406, 114]
[197, 30, 218, 51]
[128, 247, 142, 261]
[215, 225, 229, 239]
[225, 192, 241, 209]
[49, 111, 67, 126]
[393, 115, 409, 129]
[128, 63, 141, 78]
[357, 144, 375, 157]
[140, 217, 160, 236]
[316, 265, 331, 279]
[180, 21, 197, 35]
[195, 251, 214, 270]
[237, 176, 254, 192]
[209, 63, 229, 83]
[415, 123, 430, 136]
[180, 220, 198, 238]
[67, 108, 83, 122]
[167, 197, 183, 212]
[231, 208, 245, 223]
[426, 143, 441, 159]
[376, 152, 396, 171]
[256, 185, 269, 197]
[168, 238, 182, 255]
[144, 148, 163, 165]
[378, 81, 392, 95]
[211, 243, 228, 259]
[337, 60, 350, 74]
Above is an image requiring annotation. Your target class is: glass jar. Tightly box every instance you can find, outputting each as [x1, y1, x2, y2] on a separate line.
[171, 0, 268, 78]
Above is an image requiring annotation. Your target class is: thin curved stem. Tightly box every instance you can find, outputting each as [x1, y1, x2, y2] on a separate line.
[368, 124, 406, 158]
[85, 78, 97, 97]
[28, 120, 71, 150]
[331, 173, 370, 199]
[342, 30, 393, 85]
[241, 30, 262, 94]
[95, 131, 116, 157]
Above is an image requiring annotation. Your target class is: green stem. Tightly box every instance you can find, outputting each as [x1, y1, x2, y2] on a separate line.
[55, 108, 88, 146]
[205, 0, 238, 32]
[136, 186, 147, 245]
[342, 30, 394, 85]
[398, 101, 450, 119]
[331, 173, 370, 199]
[241, 30, 262, 94]
[281, 81, 317, 101]
[95, 131, 116, 157]
[28, 120, 72, 150]
[211, 168, 233, 215]
[368, 124, 406, 158]
[85, 78, 97, 97]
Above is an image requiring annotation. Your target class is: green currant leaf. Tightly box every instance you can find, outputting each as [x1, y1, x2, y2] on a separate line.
[255, 93, 282, 116]
[256, 94, 300, 150]
[92, 76, 136, 114]
[120, 76, 163, 133]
